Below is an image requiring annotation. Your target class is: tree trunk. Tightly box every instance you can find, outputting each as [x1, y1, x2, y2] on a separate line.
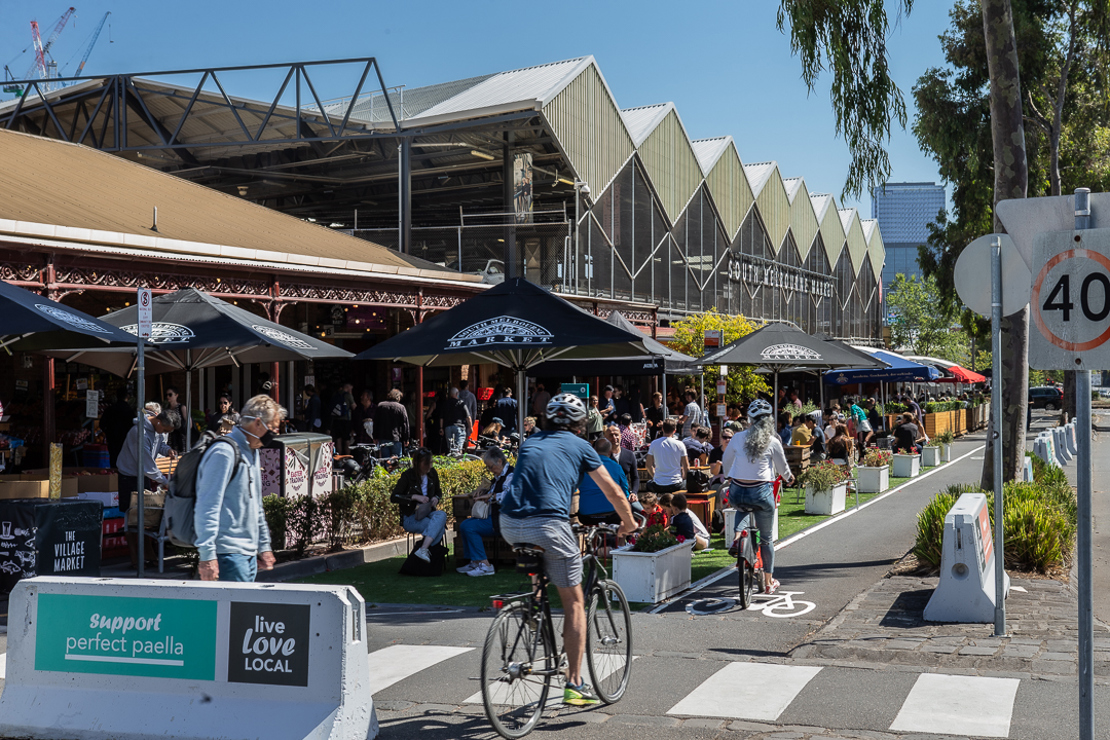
[979, 0, 1030, 489]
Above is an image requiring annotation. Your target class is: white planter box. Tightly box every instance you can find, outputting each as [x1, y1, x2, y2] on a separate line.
[612, 540, 694, 604]
[804, 483, 848, 516]
[922, 446, 942, 467]
[942, 444, 953, 463]
[892, 453, 921, 478]
[724, 505, 780, 550]
[856, 465, 889, 493]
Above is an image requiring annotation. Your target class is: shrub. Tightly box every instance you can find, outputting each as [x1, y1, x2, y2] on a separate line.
[883, 402, 908, 415]
[860, 448, 892, 468]
[799, 461, 850, 492]
[913, 492, 957, 568]
[935, 430, 955, 445]
[632, 524, 679, 553]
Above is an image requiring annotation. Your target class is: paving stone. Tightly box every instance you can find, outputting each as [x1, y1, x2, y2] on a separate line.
[958, 646, 998, 656]
[680, 717, 725, 730]
[1029, 659, 1076, 674]
[569, 711, 611, 724]
[375, 700, 415, 711]
[1040, 651, 1077, 661]
[885, 639, 925, 650]
[728, 720, 779, 732]
[608, 714, 681, 727]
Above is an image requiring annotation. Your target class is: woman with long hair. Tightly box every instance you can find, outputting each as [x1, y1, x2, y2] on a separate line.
[827, 423, 854, 463]
[720, 399, 794, 594]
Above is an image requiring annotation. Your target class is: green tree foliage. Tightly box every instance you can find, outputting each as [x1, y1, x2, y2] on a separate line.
[667, 309, 769, 406]
[885, 274, 970, 360]
[776, 0, 914, 199]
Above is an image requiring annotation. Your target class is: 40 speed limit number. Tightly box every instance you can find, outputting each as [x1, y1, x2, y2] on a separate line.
[1031, 229, 1110, 370]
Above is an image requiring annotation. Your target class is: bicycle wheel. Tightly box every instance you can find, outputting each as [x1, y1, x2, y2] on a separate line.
[481, 603, 556, 739]
[586, 580, 633, 703]
[739, 558, 755, 609]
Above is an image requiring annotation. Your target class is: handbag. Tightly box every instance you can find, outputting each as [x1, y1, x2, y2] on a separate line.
[470, 500, 491, 520]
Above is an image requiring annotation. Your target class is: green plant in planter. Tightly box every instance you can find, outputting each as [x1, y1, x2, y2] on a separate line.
[935, 430, 955, 445]
[799, 460, 850, 492]
[631, 524, 679, 553]
[860, 448, 892, 468]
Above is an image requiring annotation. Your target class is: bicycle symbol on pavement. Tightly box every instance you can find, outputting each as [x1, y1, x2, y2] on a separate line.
[685, 590, 816, 618]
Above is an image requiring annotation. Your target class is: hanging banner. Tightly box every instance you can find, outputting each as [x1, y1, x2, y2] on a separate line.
[513, 152, 533, 224]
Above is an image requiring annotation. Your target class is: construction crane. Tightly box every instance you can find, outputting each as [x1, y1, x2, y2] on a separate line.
[3, 7, 76, 94]
[74, 12, 111, 77]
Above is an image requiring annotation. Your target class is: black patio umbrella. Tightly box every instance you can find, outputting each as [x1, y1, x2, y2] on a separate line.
[529, 311, 695, 374]
[697, 322, 885, 418]
[20, 288, 353, 445]
[0, 278, 143, 351]
[354, 278, 652, 434]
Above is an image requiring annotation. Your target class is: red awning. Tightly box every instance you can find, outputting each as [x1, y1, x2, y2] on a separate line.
[939, 364, 985, 383]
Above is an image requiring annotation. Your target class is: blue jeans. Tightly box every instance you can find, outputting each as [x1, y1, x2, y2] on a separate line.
[729, 481, 776, 575]
[446, 424, 467, 452]
[217, 553, 257, 582]
[459, 516, 495, 562]
[403, 510, 448, 549]
[376, 440, 403, 458]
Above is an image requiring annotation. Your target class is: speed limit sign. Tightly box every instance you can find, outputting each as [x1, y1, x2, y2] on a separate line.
[1030, 228, 1110, 369]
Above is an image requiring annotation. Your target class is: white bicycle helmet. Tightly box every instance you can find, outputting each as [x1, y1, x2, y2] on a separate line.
[747, 398, 773, 420]
[546, 393, 588, 425]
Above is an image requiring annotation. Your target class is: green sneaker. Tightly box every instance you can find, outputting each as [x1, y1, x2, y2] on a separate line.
[563, 680, 600, 706]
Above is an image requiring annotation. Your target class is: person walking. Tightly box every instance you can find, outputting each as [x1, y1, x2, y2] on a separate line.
[101, 387, 135, 468]
[354, 390, 375, 445]
[531, 381, 551, 417]
[329, 382, 356, 455]
[373, 389, 410, 458]
[442, 387, 472, 453]
[117, 408, 180, 515]
[458, 380, 478, 429]
[494, 386, 518, 435]
[195, 395, 282, 582]
[302, 385, 323, 432]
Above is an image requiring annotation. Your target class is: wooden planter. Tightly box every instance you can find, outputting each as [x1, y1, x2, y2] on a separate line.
[612, 540, 694, 604]
[856, 465, 889, 493]
[892, 453, 921, 478]
[805, 483, 848, 516]
[922, 446, 942, 467]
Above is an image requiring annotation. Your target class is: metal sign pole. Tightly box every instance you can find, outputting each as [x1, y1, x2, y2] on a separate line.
[1074, 187, 1094, 740]
[135, 330, 145, 579]
[991, 236, 1005, 637]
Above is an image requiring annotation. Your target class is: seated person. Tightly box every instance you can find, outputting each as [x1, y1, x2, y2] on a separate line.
[778, 411, 794, 446]
[804, 412, 826, 461]
[667, 493, 710, 551]
[640, 491, 668, 529]
[479, 418, 509, 448]
[892, 412, 927, 454]
[682, 426, 714, 466]
[645, 419, 689, 493]
[456, 447, 514, 577]
[577, 438, 630, 525]
[790, 417, 813, 446]
[522, 416, 537, 439]
[389, 447, 449, 563]
[826, 423, 854, 464]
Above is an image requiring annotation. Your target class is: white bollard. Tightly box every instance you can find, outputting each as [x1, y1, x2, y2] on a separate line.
[924, 493, 1009, 623]
[1065, 421, 1079, 456]
[1053, 427, 1071, 465]
[1036, 433, 1060, 468]
[0, 577, 377, 740]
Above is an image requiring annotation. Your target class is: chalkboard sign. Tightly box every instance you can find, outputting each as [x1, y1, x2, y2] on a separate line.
[0, 500, 102, 593]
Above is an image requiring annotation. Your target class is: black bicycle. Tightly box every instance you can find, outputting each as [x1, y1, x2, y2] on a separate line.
[480, 521, 637, 739]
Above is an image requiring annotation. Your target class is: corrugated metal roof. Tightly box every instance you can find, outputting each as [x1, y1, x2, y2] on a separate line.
[0, 127, 450, 274]
[810, 193, 834, 222]
[861, 219, 877, 241]
[690, 137, 731, 173]
[782, 177, 805, 203]
[621, 104, 672, 147]
[326, 73, 497, 123]
[743, 161, 777, 197]
[409, 57, 591, 124]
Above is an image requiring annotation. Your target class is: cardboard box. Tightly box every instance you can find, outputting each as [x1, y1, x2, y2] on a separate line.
[20, 471, 80, 498]
[63, 468, 119, 493]
[0, 477, 49, 499]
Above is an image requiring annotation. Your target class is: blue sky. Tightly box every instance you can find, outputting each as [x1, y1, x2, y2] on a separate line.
[1, 0, 957, 215]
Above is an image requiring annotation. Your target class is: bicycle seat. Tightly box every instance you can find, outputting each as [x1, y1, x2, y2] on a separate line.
[511, 543, 545, 556]
[512, 544, 544, 575]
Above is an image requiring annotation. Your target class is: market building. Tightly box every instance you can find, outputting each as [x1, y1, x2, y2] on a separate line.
[1, 55, 885, 344]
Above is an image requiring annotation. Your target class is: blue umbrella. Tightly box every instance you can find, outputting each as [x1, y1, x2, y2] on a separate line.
[823, 350, 941, 385]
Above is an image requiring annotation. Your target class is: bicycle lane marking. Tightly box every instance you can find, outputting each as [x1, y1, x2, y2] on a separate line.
[685, 591, 817, 618]
[648, 444, 987, 615]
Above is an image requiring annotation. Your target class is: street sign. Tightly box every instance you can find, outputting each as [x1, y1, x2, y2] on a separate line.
[704, 330, 722, 350]
[997, 192, 1110, 268]
[136, 288, 152, 339]
[1029, 228, 1110, 370]
[716, 380, 727, 395]
[953, 234, 1030, 317]
[560, 382, 588, 400]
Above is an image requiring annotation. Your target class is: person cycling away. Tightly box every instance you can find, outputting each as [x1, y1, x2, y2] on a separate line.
[721, 399, 794, 595]
[498, 393, 637, 706]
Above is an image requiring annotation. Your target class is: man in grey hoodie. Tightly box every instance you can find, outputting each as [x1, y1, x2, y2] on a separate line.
[195, 394, 285, 582]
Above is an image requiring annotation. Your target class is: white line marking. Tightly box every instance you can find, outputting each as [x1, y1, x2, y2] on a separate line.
[668, 662, 822, 721]
[890, 673, 1019, 737]
[648, 444, 986, 613]
[367, 645, 473, 696]
[65, 654, 183, 667]
[0, 653, 7, 679]
[464, 655, 637, 706]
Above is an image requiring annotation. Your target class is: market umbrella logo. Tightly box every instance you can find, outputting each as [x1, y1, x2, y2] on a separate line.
[227, 602, 310, 687]
[121, 322, 196, 344]
[34, 304, 112, 334]
[761, 343, 823, 362]
[446, 316, 554, 349]
[252, 325, 314, 350]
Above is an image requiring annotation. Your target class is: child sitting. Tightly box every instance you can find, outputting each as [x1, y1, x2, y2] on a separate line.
[668, 493, 710, 551]
[647, 492, 670, 529]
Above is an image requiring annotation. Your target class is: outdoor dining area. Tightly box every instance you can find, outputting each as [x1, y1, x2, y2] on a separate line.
[0, 273, 990, 596]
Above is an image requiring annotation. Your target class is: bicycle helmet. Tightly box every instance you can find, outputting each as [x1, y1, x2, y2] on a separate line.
[747, 399, 773, 420]
[545, 393, 587, 425]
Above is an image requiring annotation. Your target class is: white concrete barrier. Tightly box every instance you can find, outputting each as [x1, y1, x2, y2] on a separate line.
[0, 577, 377, 740]
[1023, 456, 1034, 482]
[1053, 427, 1071, 465]
[1034, 433, 1059, 468]
[1064, 421, 1078, 456]
[924, 492, 1009, 623]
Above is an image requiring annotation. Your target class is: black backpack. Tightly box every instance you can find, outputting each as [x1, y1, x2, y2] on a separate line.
[686, 469, 711, 494]
[165, 434, 242, 548]
[398, 543, 448, 577]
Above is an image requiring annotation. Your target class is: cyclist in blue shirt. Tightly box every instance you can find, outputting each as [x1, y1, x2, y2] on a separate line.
[499, 393, 636, 706]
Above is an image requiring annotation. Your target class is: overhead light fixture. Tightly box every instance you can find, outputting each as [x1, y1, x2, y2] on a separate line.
[558, 177, 575, 186]
[470, 150, 495, 161]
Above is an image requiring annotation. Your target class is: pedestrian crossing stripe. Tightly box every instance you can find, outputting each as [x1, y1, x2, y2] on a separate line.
[367, 645, 473, 696]
[667, 663, 823, 721]
[890, 673, 1020, 738]
[462, 656, 638, 707]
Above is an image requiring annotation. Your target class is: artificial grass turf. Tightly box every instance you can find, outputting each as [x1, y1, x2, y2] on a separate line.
[300, 475, 921, 608]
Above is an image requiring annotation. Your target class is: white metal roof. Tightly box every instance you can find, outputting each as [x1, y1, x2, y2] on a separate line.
[861, 219, 878, 241]
[406, 57, 592, 126]
[838, 207, 858, 231]
[782, 177, 805, 203]
[810, 193, 835, 221]
[621, 103, 672, 147]
[690, 137, 732, 173]
[743, 161, 777, 197]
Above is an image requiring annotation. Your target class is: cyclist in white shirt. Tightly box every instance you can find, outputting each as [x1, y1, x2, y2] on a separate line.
[645, 418, 689, 493]
[721, 399, 794, 594]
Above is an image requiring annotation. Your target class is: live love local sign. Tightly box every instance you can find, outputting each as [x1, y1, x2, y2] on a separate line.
[34, 594, 310, 686]
[1031, 229, 1110, 370]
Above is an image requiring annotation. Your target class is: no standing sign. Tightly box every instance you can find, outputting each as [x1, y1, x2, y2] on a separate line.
[1030, 229, 1110, 370]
